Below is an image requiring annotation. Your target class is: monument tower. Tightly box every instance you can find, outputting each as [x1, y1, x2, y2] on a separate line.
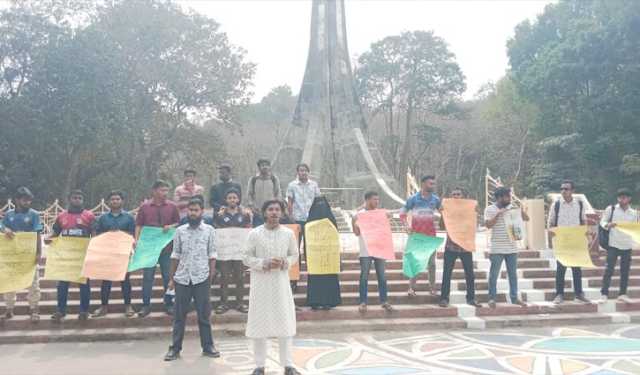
[273, 0, 402, 207]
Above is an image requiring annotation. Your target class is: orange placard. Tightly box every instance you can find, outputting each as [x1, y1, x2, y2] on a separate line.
[356, 210, 395, 260]
[81, 231, 134, 281]
[441, 199, 477, 251]
[284, 224, 301, 281]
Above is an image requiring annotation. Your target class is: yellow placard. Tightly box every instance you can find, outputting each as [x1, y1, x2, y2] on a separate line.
[304, 219, 340, 275]
[550, 226, 595, 268]
[0, 232, 38, 293]
[616, 223, 640, 246]
[441, 199, 477, 251]
[45, 237, 90, 283]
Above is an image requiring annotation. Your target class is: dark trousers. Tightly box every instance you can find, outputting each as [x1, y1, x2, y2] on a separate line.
[359, 257, 388, 304]
[555, 261, 583, 297]
[100, 275, 132, 306]
[171, 279, 213, 352]
[601, 247, 632, 296]
[440, 250, 475, 303]
[218, 260, 245, 305]
[57, 280, 90, 314]
[142, 250, 173, 308]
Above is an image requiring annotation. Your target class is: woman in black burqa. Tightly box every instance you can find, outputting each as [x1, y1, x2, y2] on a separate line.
[304, 196, 342, 310]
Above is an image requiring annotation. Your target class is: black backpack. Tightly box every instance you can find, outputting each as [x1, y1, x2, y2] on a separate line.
[553, 199, 584, 227]
[598, 205, 615, 251]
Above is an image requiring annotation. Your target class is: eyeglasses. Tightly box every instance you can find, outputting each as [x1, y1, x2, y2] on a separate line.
[560, 188, 572, 191]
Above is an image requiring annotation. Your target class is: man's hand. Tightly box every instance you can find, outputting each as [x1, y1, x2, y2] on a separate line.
[607, 223, 617, 229]
[269, 258, 283, 269]
[162, 225, 171, 233]
[4, 228, 14, 240]
[168, 280, 175, 291]
[496, 208, 507, 217]
[131, 241, 137, 250]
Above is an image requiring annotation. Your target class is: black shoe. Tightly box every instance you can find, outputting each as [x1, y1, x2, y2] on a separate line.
[78, 312, 89, 321]
[138, 306, 151, 318]
[284, 366, 301, 375]
[251, 368, 265, 375]
[202, 346, 220, 358]
[164, 347, 180, 361]
[467, 300, 482, 308]
[438, 300, 449, 308]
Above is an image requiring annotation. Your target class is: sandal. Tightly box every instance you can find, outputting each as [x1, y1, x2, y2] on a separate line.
[235, 304, 249, 313]
[358, 303, 367, 314]
[407, 289, 417, 298]
[215, 304, 229, 315]
[381, 303, 394, 312]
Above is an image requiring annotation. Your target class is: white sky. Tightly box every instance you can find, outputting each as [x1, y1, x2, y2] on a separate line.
[178, 0, 553, 102]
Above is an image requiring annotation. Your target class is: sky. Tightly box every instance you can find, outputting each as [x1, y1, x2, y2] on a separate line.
[178, 0, 554, 102]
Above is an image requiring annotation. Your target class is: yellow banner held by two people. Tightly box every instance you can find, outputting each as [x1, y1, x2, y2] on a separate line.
[441, 198, 477, 251]
[304, 218, 340, 275]
[616, 223, 640, 247]
[45, 236, 90, 283]
[82, 231, 134, 281]
[0, 232, 38, 294]
[550, 225, 595, 268]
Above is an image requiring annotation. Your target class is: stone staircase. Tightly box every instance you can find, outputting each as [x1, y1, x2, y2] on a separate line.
[1, 232, 640, 344]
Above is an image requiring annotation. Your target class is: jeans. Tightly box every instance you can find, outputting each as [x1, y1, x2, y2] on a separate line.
[440, 250, 475, 303]
[359, 257, 388, 304]
[218, 260, 245, 305]
[488, 253, 518, 302]
[57, 280, 90, 314]
[100, 275, 132, 306]
[171, 279, 213, 351]
[142, 250, 174, 308]
[555, 261, 583, 297]
[601, 247, 632, 297]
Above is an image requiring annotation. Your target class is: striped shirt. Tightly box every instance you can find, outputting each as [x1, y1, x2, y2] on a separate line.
[484, 204, 518, 254]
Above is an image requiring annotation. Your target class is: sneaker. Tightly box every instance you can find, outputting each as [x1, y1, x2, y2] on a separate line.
[467, 300, 482, 308]
[124, 305, 136, 318]
[618, 294, 632, 303]
[251, 368, 265, 375]
[488, 300, 497, 309]
[78, 312, 89, 321]
[284, 367, 301, 375]
[358, 303, 367, 314]
[215, 304, 229, 315]
[438, 300, 449, 308]
[164, 347, 180, 361]
[138, 306, 152, 318]
[235, 303, 249, 314]
[202, 345, 220, 358]
[512, 299, 528, 307]
[4, 308, 14, 320]
[575, 294, 591, 304]
[381, 303, 394, 312]
[553, 295, 564, 305]
[599, 294, 608, 304]
[407, 288, 417, 298]
[51, 311, 65, 323]
[91, 306, 108, 318]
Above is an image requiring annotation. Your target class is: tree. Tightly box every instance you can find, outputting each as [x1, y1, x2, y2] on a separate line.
[356, 31, 466, 187]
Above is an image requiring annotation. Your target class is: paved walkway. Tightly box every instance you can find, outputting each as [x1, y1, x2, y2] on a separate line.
[4, 323, 640, 374]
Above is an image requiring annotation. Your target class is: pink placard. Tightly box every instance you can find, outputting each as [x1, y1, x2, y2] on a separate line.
[357, 210, 395, 260]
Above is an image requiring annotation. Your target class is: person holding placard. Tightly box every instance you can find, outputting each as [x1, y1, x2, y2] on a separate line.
[1, 187, 42, 322]
[600, 188, 638, 303]
[353, 191, 393, 313]
[49, 190, 96, 322]
[547, 180, 590, 305]
[91, 190, 137, 318]
[164, 199, 219, 361]
[244, 199, 300, 375]
[484, 187, 529, 309]
[214, 189, 251, 314]
[439, 188, 481, 308]
[135, 180, 180, 318]
[400, 175, 441, 297]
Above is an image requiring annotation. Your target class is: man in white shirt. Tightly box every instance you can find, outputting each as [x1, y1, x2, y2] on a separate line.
[547, 180, 590, 304]
[600, 188, 638, 303]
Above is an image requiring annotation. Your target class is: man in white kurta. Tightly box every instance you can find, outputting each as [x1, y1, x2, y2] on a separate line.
[244, 199, 300, 375]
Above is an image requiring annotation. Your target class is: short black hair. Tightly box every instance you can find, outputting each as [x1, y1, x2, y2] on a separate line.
[421, 175, 436, 183]
[450, 187, 465, 195]
[152, 180, 170, 190]
[364, 191, 378, 200]
[218, 163, 232, 172]
[187, 198, 204, 209]
[69, 189, 84, 198]
[617, 188, 633, 198]
[296, 163, 310, 172]
[224, 188, 241, 199]
[561, 180, 575, 189]
[184, 169, 197, 176]
[106, 190, 125, 200]
[262, 199, 285, 215]
[191, 194, 205, 204]
[15, 186, 34, 200]
[257, 158, 271, 167]
[494, 187, 511, 199]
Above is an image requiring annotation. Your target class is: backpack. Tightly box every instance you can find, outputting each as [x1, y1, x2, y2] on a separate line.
[249, 175, 279, 199]
[598, 205, 615, 251]
[553, 199, 584, 227]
